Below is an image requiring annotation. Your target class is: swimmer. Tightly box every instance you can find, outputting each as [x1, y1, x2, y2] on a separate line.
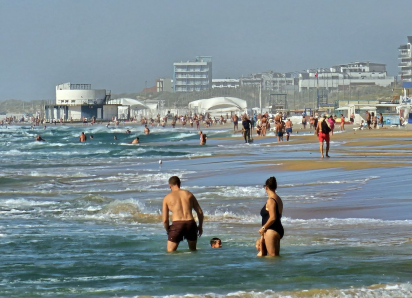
[199, 131, 207, 145]
[79, 132, 87, 142]
[90, 135, 94, 139]
[210, 238, 222, 248]
[126, 129, 131, 134]
[131, 137, 139, 144]
[114, 135, 117, 140]
[35, 135, 45, 142]
[144, 125, 150, 135]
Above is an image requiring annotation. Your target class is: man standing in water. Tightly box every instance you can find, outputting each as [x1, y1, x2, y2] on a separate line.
[79, 132, 87, 142]
[162, 176, 204, 252]
[242, 115, 251, 143]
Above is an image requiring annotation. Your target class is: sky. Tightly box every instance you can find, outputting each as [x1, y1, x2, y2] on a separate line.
[1, 0, 412, 100]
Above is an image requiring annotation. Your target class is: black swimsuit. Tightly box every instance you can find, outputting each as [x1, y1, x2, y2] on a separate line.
[260, 198, 284, 239]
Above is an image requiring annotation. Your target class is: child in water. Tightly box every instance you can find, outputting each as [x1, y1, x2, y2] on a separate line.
[256, 236, 267, 257]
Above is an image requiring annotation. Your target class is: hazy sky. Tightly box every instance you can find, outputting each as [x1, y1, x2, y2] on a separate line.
[1, 0, 412, 100]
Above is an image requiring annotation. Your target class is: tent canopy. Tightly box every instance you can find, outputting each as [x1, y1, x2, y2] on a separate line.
[107, 98, 149, 110]
[189, 97, 247, 112]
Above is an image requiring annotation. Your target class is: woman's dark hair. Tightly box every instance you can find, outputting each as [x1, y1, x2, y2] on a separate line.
[265, 176, 277, 192]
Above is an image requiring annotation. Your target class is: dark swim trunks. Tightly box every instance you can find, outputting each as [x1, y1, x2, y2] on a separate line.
[168, 220, 198, 243]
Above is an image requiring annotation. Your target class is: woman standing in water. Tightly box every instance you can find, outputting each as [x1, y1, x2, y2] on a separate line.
[258, 177, 284, 256]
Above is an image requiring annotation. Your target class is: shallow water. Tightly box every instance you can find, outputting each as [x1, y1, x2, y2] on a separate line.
[1, 124, 411, 297]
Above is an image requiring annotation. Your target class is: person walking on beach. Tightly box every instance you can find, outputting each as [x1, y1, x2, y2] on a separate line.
[258, 176, 284, 257]
[313, 116, 319, 134]
[285, 119, 292, 141]
[162, 176, 203, 252]
[261, 115, 268, 136]
[242, 115, 251, 143]
[233, 114, 239, 132]
[366, 111, 372, 130]
[316, 113, 331, 158]
[302, 114, 307, 129]
[350, 113, 354, 125]
[340, 114, 345, 131]
[276, 120, 285, 142]
[379, 113, 384, 128]
[327, 115, 335, 136]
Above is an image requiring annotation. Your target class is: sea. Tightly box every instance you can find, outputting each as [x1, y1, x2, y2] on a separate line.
[1, 123, 412, 298]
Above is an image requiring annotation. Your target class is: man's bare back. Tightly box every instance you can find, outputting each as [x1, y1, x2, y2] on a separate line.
[163, 189, 197, 222]
[162, 176, 203, 252]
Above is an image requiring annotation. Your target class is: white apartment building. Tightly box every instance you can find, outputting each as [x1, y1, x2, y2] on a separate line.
[299, 62, 394, 91]
[173, 56, 212, 92]
[399, 36, 412, 82]
[212, 79, 240, 89]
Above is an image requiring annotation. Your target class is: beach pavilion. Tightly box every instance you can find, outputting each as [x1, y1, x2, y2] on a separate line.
[188, 97, 247, 115]
[106, 98, 150, 119]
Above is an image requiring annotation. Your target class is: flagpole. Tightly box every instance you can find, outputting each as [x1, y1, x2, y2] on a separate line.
[316, 71, 319, 110]
[259, 82, 262, 115]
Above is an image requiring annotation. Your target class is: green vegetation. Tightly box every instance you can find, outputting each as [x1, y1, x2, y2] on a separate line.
[0, 99, 46, 115]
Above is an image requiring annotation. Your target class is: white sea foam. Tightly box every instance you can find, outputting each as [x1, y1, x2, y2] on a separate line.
[145, 283, 412, 298]
[283, 217, 412, 227]
[281, 176, 379, 188]
[169, 133, 197, 139]
[0, 198, 57, 207]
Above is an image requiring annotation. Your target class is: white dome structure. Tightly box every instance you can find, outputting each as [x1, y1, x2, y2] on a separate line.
[107, 98, 150, 110]
[189, 97, 247, 113]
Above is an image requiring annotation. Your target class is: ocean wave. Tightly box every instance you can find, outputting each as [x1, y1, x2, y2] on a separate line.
[284, 217, 412, 227]
[0, 198, 57, 207]
[281, 176, 379, 188]
[144, 283, 412, 298]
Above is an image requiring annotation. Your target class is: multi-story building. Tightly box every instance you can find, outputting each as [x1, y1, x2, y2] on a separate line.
[331, 61, 386, 73]
[173, 56, 212, 92]
[399, 36, 412, 82]
[239, 71, 296, 92]
[212, 79, 240, 89]
[298, 62, 394, 91]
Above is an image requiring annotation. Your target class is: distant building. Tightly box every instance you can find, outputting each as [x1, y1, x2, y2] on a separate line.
[45, 82, 118, 121]
[212, 79, 240, 89]
[239, 71, 297, 92]
[298, 62, 394, 91]
[55, 83, 109, 105]
[156, 78, 173, 92]
[173, 56, 212, 92]
[399, 36, 412, 82]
